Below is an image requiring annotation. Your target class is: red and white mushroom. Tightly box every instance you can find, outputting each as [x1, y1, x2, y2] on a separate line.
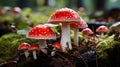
[48, 8, 81, 52]
[52, 42, 61, 49]
[82, 28, 94, 42]
[70, 18, 88, 46]
[28, 45, 38, 60]
[11, 7, 21, 17]
[12, 7, 21, 14]
[18, 43, 31, 58]
[0, 9, 6, 16]
[26, 25, 56, 54]
[51, 42, 61, 56]
[96, 25, 109, 38]
[82, 28, 93, 35]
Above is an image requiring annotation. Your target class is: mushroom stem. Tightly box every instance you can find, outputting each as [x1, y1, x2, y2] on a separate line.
[38, 39, 47, 54]
[84, 35, 89, 43]
[61, 23, 72, 52]
[51, 48, 56, 56]
[32, 51, 37, 60]
[100, 33, 104, 38]
[24, 50, 29, 58]
[73, 28, 79, 46]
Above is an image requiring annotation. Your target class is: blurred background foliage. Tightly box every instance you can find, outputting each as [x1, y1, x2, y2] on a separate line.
[0, 0, 120, 25]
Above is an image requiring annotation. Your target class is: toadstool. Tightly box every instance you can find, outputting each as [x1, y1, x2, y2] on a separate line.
[48, 8, 81, 52]
[28, 45, 38, 60]
[82, 28, 93, 35]
[96, 25, 109, 38]
[12, 7, 21, 14]
[51, 42, 61, 56]
[18, 43, 31, 58]
[26, 24, 56, 54]
[81, 28, 94, 42]
[70, 18, 88, 46]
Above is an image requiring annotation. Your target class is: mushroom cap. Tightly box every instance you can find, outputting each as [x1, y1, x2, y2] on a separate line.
[109, 22, 120, 32]
[48, 8, 81, 24]
[110, 22, 120, 28]
[12, 7, 21, 14]
[28, 45, 38, 51]
[52, 42, 61, 49]
[18, 43, 31, 50]
[82, 28, 93, 35]
[26, 25, 56, 39]
[78, 7, 85, 12]
[96, 25, 109, 33]
[70, 18, 88, 28]
[0, 10, 6, 15]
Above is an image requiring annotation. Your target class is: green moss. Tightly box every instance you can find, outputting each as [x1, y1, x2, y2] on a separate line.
[0, 33, 37, 63]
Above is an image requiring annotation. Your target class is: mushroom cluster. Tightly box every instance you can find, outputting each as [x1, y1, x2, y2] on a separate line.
[18, 43, 30, 58]
[26, 8, 89, 53]
[48, 8, 81, 52]
[13, 7, 113, 67]
[18, 43, 39, 60]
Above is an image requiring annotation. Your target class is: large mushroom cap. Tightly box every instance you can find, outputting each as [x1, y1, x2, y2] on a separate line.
[26, 25, 56, 39]
[96, 25, 109, 33]
[18, 43, 31, 50]
[48, 8, 81, 24]
[70, 18, 88, 28]
[82, 28, 93, 35]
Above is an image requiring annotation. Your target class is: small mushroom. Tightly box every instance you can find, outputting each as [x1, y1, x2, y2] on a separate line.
[48, 8, 81, 52]
[51, 42, 61, 56]
[28, 45, 38, 60]
[26, 25, 56, 54]
[18, 43, 31, 58]
[11, 7, 21, 17]
[81, 28, 93, 42]
[12, 7, 21, 14]
[96, 25, 109, 38]
[0, 9, 6, 16]
[82, 28, 93, 35]
[70, 18, 88, 46]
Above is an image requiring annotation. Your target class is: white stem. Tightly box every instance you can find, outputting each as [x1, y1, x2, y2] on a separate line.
[51, 48, 56, 56]
[39, 39, 47, 54]
[85, 39, 88, 43]
[60, 23, 72, 52]
[101, 33, 104, 38]
[24, 50, 29, 58]
[33, 51, 37, 60]
[73, 28, 79, 46]
[85, 35, 88, 43]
